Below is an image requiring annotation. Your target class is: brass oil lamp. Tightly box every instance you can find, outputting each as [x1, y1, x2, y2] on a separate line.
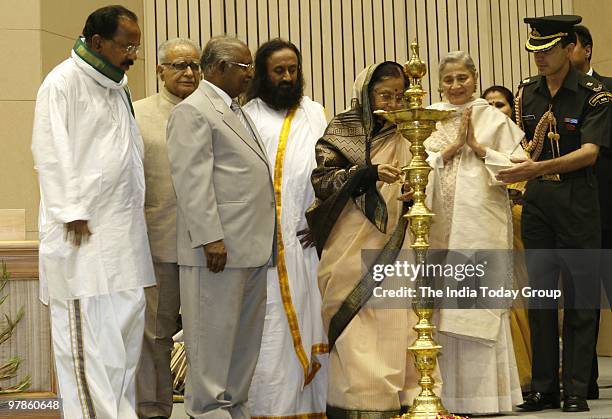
[376, 40, 453, 419]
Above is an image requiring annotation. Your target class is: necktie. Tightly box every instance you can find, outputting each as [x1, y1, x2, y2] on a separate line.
[230, 99, 257, 141]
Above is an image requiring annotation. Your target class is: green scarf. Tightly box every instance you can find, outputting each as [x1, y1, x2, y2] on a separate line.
[73, 37, 125, 83]
[72, 37, 134, 116]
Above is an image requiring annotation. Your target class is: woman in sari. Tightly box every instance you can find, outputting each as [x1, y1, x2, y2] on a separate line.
[307, 61, 431, 418]
[483, 85, 532, 393]
[424, 52, 525, 414]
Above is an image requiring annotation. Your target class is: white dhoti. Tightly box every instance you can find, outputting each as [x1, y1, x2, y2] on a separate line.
[32, 41, 155, 419]
[50, 288, 145, 419]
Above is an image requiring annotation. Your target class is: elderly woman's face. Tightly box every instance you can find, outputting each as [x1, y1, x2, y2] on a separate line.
[370, 76, 405, 113]
[484, 90, 512, 118]
[440, 62, 476, 105]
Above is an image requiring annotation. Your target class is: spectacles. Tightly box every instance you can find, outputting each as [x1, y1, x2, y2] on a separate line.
[228, 61, 254, 71]
[373, 91, 405, 103]
[162, 61, 201, 72]
[110, 39, 141, 55]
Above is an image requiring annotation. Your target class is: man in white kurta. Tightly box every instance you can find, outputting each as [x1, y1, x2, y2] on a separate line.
[243, 39, 328, 418]
[134, 38, 201, 419]
[31, 7, 154, 419]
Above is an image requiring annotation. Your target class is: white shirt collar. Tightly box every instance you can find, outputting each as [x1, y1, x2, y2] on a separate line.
[587, 67, 594, 76]
[203, 79, 232, 107]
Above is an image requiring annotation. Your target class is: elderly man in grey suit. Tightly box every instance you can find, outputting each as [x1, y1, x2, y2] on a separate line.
[166, 36, 276, 419]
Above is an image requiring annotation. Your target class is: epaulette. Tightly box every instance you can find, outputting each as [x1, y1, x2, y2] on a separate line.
[518, 75, 540, 87]
[579, 76, 607, 93]
[579, 74, 612, 106]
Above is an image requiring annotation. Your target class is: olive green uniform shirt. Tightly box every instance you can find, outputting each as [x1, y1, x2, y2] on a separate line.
[518, 66, 611, 167]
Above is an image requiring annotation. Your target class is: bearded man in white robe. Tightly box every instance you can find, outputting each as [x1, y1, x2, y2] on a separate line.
[243, 38, 328, 418]
[31, 6, 154, 419]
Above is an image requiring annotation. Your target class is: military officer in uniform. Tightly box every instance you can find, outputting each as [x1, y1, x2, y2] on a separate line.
[497, 15, 612, 413]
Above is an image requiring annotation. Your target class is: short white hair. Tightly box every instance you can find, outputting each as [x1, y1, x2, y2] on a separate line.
[438, 51, 478, 81]
[158, 38, 202, 64]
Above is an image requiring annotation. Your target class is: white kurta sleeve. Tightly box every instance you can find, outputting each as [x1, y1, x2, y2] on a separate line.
[302, 105, 327, 224]
[32, 80, 93, 223]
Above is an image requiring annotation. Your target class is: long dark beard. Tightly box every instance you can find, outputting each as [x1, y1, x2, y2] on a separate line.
[258, 77, 304, 110]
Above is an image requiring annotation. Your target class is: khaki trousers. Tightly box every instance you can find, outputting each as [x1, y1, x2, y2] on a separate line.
[136, 262, 181, 418]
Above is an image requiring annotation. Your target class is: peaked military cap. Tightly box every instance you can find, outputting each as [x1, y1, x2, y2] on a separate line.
[524, 15, 582, 52]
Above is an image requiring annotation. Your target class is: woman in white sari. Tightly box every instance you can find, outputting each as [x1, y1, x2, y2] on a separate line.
[425, 51, 525, 414]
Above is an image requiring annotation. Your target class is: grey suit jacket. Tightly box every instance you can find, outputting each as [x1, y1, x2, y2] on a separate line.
[167, 82, 276, 268]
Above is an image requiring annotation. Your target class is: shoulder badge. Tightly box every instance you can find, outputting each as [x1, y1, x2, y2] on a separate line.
[589, 92, 612, 106]
[519, 76, 539, 87]
[580, 76, 606, 92]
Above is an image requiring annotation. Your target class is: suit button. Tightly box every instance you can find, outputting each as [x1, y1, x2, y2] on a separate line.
[270, 201, 275, 208]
